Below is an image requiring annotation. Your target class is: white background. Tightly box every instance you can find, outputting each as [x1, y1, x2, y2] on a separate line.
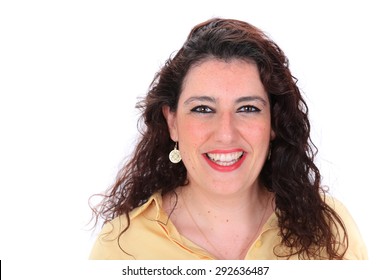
[1, 0, 389, 278]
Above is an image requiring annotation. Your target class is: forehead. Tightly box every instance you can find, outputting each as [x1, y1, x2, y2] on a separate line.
[180, 58, 267, 101]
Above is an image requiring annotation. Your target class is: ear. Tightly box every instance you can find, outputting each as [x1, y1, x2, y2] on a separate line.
[271, 129, 276, 140]
[162, 105, 178, 141]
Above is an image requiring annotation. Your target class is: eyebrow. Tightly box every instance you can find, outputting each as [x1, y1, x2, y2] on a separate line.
[235, 96, 268, 106]
[183, 96, 217, 105]
[183, 95, 267, 106]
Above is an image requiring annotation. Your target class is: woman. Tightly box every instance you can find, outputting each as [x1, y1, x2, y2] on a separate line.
[89, 18, 367, 260]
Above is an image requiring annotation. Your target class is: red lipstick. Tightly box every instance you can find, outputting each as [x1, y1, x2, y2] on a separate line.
[203, 149, 246, 172]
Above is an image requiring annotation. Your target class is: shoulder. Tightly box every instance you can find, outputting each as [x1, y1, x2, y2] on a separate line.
[324, 195, 368, 259]
[89, 193, 162, 260]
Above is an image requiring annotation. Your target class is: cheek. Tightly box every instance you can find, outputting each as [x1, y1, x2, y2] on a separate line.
[176, 120, 209, 168]
[241, 119, 271, 141]
[177, 119, 210, 143]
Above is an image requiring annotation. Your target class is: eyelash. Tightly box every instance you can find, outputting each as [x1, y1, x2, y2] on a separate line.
[190, 105, 261, 114]
[237, 105, 261, 113]
[190, 105, 214, 113]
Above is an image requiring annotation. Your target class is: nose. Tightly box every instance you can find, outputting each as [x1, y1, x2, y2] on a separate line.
[213, 112, 238, 144]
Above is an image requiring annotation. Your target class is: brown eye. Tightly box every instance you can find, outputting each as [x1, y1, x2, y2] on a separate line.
[191, 105, 214, 113]
[237, 105, 261, 113]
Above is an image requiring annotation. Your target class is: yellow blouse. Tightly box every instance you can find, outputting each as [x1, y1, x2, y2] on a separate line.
[89, 192, 367, 260]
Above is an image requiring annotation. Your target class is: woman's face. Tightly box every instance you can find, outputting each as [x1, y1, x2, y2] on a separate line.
[164, 58, 274, 196]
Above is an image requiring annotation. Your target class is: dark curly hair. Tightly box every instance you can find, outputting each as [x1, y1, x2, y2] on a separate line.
[91, 18, 348, 259]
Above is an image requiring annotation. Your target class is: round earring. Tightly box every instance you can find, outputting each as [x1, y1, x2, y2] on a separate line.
[169, 142, 182, 163]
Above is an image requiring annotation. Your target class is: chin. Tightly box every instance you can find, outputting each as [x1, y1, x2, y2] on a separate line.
[207, 180, 256, 196]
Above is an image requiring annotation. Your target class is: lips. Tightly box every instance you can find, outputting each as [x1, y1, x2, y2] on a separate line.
[203, 150, 246, 172]
[206, 151, 244, 166]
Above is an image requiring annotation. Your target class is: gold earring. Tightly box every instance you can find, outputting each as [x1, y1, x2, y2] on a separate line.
[169, 142, 182, 163]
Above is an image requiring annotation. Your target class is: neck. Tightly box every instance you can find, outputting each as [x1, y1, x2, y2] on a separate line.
[170, 184, 273, 260]
[180, 182, 269, 222]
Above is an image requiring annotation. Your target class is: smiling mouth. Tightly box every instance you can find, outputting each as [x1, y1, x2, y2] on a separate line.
[205, 151, 244, 166]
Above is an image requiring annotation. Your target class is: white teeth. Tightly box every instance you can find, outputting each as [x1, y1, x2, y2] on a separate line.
[206, 151, 244, 166]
